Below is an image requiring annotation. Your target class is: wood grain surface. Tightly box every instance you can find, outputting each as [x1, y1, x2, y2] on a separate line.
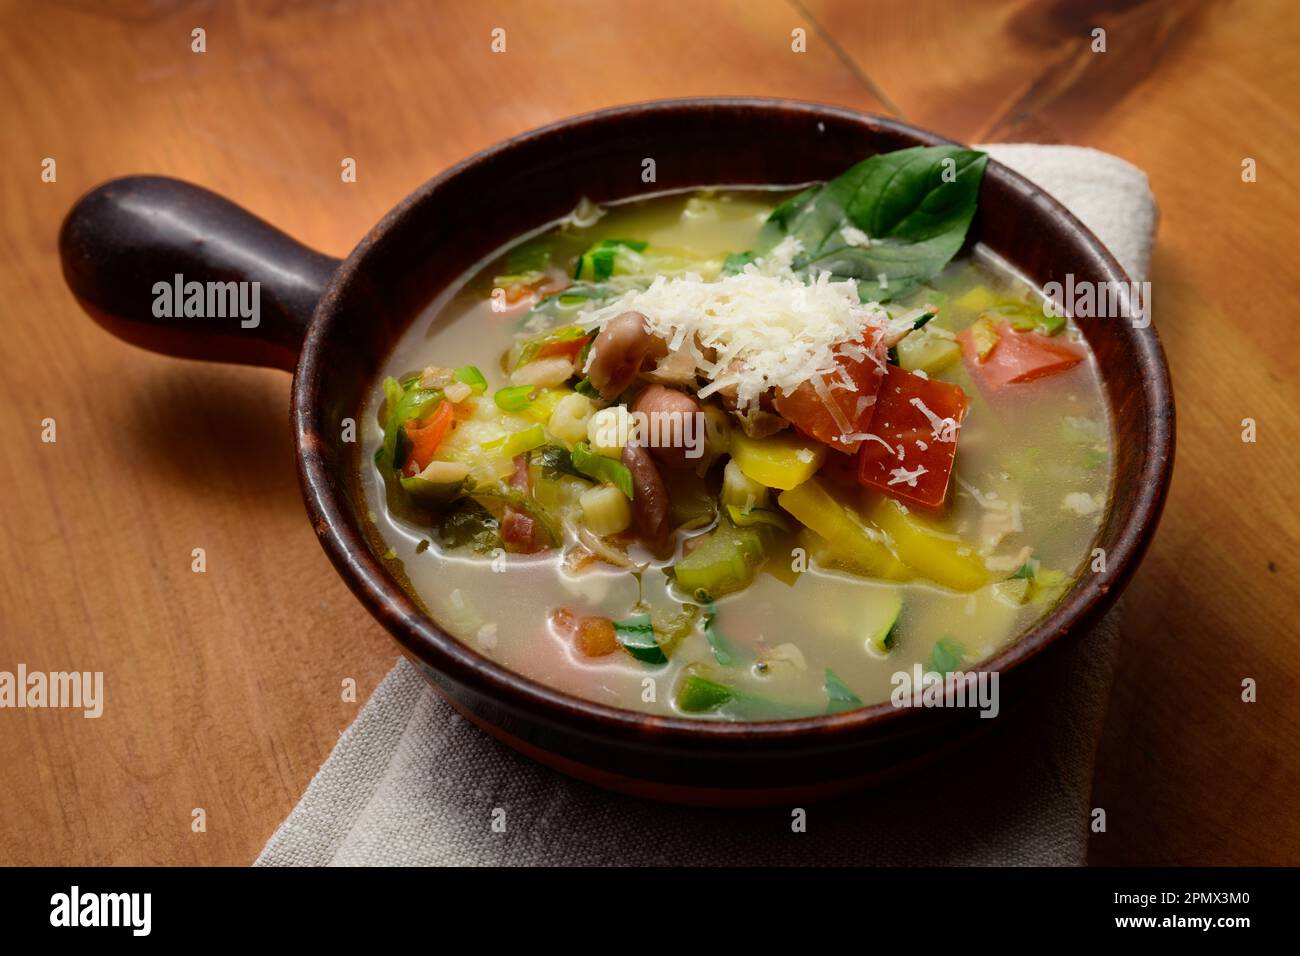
[0, 0, 1295, 865]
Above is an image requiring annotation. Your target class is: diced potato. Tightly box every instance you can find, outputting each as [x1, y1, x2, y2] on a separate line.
[721, 459, 769, 512]
[444, 381, 474, 403]
[587, 405, 638, 458]
[419, 366, 456, 389]
[510, 356, 575, 388]
[416, 460, 470, 483]
[437, 418, 515, 483]
[730, 431, 826, 490]
[579, 484, 632, 536]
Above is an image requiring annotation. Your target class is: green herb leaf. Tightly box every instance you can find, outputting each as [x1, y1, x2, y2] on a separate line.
[927, 637, 965, 674]
[437, 499, 502, 553]
[824, 669, 863, 714]
[532, 444, 585, 480]
[574, 239, 649, 282]
[614, 614, 667, 665]
[1011, 559, 1040, 580]
[675, 674, 734, 713]
[453, 365, 488, 392]
[703, 606, 742, 666]
[758, 146, 988, 302]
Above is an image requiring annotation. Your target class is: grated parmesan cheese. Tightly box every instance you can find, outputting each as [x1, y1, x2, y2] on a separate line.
[580, 250, 888, 412]
[888, 464, 928, 487]
[840, 225, 874, 248]
[909, 396, 959, 443]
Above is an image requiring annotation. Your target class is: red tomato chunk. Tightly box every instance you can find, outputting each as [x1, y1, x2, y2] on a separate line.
[959, 321, 1084, 390]
[857, 365, 969, 511]
[773, 331, 886, 453]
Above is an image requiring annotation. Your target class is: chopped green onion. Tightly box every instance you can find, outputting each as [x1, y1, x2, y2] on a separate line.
[494, 384, 536, 411]
[513, 325, 588, 369]
[483, 423, 546, 458]
[574, 239, 648, 282]
[380, 376, 442, 471]
[571, 442, 634, 499]
[573, 377, 601, 399]
[454, 365, 488, 393]
[1010, 559, 1039, 580]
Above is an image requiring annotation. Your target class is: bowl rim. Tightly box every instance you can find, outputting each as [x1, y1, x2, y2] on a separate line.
[294, 96, 1174, 746]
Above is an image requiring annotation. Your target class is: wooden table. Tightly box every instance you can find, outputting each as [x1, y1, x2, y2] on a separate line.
[2, 0, 1295, 866]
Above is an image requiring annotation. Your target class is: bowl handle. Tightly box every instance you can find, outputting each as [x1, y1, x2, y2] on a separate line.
[59, 176, 342, 372]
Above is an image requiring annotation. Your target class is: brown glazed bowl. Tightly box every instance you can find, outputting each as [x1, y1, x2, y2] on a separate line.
[59, 98, 1173, 804]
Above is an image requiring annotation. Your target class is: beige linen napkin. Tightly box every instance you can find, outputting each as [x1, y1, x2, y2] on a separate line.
[257, 145, 1157, 867]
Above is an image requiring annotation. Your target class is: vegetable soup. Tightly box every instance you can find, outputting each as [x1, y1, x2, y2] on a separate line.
[360, 146, 1113, 719]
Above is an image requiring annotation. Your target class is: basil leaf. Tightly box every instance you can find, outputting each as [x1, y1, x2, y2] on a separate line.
[759, 146, 987, 302]
[703, 607, 742, 666]
[532, 444, 585, 481]
[614, 614, 667, 665]
[927, 637, 966, 674]
[824, 669, 863, 714]
[437, 500, 502, 553]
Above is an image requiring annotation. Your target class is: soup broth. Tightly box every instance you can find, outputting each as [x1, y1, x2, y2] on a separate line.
[361, 173, 1112, 720]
